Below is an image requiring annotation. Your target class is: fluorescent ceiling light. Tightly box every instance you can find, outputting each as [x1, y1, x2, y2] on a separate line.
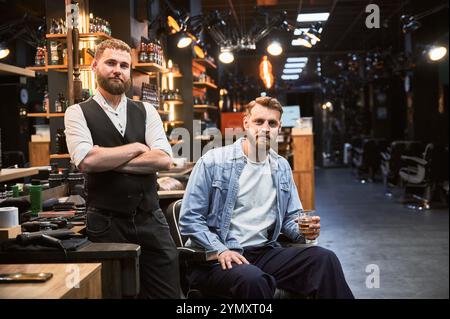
[287, 57, 308, 62]
[284, 63, 306, 68]
[283, 68, 303, 74]
[297, 12, 330, 22]
[294, 28, 309, 35]
[281, 74, 299, 80]
[291, 38, 312, 48]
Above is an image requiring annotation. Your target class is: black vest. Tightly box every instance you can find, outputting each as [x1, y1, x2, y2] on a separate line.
[79, 97, 159, 214]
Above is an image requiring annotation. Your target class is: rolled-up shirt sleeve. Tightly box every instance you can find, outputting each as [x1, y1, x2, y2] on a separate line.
[143, 102, 172, 157]
[64, 104, 94, 167]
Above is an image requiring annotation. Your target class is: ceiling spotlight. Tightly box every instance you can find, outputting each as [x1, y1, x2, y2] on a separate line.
[0, 42, 10, 59]
[427, 46, 447, 62]
[219, 48, 234, 64]
[177, 34, 192, 48]
[401, 15, 421, 33]
[193, 43, 205, 59]
[167, 11, 189, 34]
[291, 33, 313, 48]
[267, 41, 283, 56]
[305, 25, 321, 42]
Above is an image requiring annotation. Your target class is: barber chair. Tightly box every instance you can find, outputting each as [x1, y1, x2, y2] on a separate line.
[2, 151, 26, 168]
[398, 143, 435, 210]
[351, 137, 381, 183]
[380, 141, 424, 197]
[164, 199, 305, 299]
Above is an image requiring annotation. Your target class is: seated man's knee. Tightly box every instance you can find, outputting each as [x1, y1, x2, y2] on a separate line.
[309, 246, 339, 264]
[233, 265, 276, 297]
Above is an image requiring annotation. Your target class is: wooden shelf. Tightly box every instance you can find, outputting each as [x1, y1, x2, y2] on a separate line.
[193, 81, 218, 89]
[193, 58, 217, 69]
[27, 64, 92, 73]
[0, 62, 35, 77]
[164, 71, 183, 78]
[132, 62, 164, 74]
[162, 100, 183, 105]
[193, 105, 218, 111]
[46, 32, 112, 41]
[50, 154, 70, 159]
[27, 113, 64, 118]
[164, 120, 184, 125]
[157, 110, 169, 115]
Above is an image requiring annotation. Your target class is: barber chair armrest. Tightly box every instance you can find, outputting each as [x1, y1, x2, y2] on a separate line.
[177, 247, 218, 262]
[353, 147, 363, 155]
[380, 152, 391, 161]
[401, 155, 427, 166]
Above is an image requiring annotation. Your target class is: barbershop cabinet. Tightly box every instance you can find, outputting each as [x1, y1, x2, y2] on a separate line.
[291, 134, 315, 211]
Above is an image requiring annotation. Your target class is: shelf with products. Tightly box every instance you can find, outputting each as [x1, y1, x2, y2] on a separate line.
[162, 99, 183, 105]
[193, 58, 217, 69]
[45, 32, 112, 41]
[27, 113, 65, 118]
[49, 154, 70, 159]
[193, 105, 218, 111]
[193, 81, 218, 89]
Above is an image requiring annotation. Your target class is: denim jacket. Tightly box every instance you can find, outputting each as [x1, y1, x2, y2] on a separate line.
[179, 138, 305, 255]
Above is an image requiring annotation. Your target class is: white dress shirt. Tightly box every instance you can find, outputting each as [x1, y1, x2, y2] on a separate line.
[64, 91, 172, 167]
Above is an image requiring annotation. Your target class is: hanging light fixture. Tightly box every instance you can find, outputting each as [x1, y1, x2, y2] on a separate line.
[0, 42, 10, 59]
[259, 55, 274, 89]
[219, 47, 234, 64]
[267, 41, 283, 56]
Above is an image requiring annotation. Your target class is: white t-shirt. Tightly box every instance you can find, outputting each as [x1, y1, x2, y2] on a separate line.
[64, 91, 172, 167]
[228, 154, 277, 247]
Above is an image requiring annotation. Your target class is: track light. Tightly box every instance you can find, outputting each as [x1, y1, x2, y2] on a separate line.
[267, 41, 283, 56]
[219, 48, 234, 64]
[401, 15, 421, 33]
[193, 43, 205, 59]
[0, 42, 10, 59]
[292, 33, 313, 48]
[177, 35, 192, 48]
[305, 24, 321, 43]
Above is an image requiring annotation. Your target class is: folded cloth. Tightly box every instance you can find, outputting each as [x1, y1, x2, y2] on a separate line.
[0, 235, 90, 252]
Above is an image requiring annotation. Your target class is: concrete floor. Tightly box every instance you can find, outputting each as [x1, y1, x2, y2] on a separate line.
[314, 168, 449, 299]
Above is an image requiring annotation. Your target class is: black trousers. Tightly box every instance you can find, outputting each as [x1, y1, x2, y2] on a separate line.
[188, 245, 354, 299]
[86, 207, 180, 298]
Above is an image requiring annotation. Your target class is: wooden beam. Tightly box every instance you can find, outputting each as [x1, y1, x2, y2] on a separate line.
[0, 63, 35, 77]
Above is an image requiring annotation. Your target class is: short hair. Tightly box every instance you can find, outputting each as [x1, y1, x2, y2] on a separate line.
[244, 96, 283, 118]
[94, 38, 131, 60]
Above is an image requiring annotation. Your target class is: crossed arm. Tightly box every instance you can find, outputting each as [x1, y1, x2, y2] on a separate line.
[78, 142, 172, 174]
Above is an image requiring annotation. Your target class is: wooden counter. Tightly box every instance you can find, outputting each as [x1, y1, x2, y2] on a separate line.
[291, 134, 315, 211]
[0, 168, 40, 183]
[0, 263, 101, 299]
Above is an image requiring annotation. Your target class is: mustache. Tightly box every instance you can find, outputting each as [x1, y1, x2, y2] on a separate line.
[109, 76, 123, 82]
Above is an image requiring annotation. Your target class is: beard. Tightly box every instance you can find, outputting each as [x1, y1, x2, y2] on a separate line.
[96, 74, 131, 95]
[247, 131, 274, 155]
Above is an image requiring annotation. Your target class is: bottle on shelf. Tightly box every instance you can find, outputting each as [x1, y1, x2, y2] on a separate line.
[42, 90, 49, 113]
[49, 41, 60, 65]
[55, 129, 68, 154]
[55, 94, 62, 113]
[138, 41, 147, 63]
[29, 179, 43, 217]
